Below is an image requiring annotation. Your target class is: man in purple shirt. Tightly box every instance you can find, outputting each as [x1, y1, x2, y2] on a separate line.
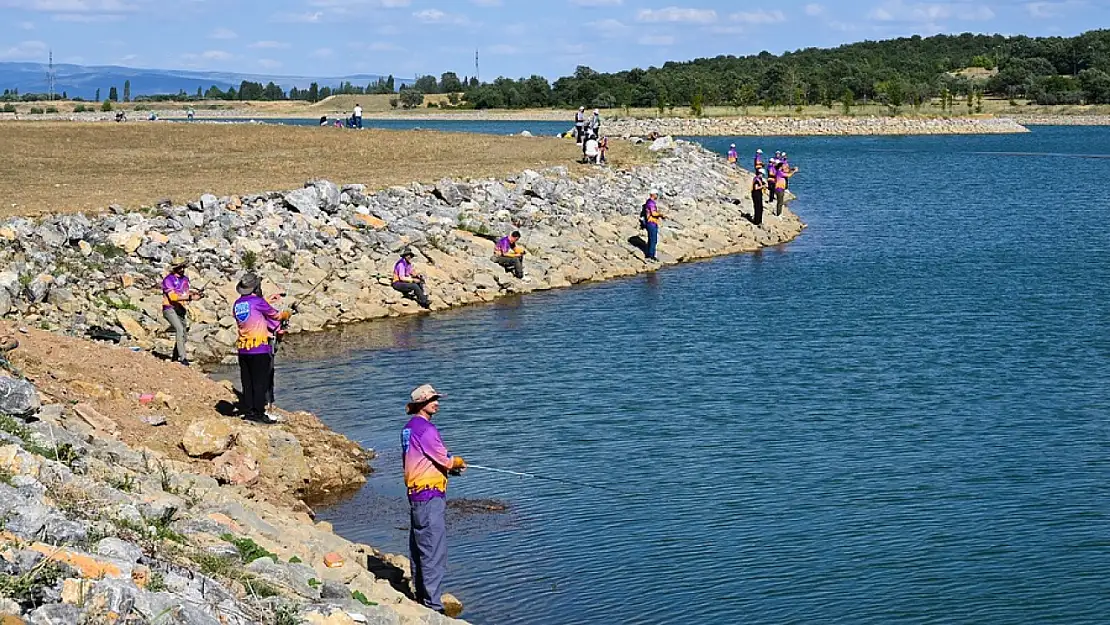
[161, 256, 201, 366]
[392, 248, 431, 309]
[233, 273, 290, 423]
[493, 231, 527, 279]
[402, 384, 466, 614]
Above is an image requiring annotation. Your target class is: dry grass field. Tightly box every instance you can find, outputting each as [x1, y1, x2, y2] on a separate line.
[0, 122, 651, 217]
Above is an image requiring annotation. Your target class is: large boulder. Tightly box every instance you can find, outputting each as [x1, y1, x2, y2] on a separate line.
[232, 428, 309, 492]
[0, 375, 40, 417]
[211, 450, 260, 486]
[284, 187, 322, 219]
[311, 180, 341, 214]
[181, 419, 235, 458]
[648, 135, 677, 152]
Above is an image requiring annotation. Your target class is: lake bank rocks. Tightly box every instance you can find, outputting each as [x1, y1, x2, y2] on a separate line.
[605, 115, 1030, 136]
[0, 369, 466, 624]
[0, 139, 803, 365]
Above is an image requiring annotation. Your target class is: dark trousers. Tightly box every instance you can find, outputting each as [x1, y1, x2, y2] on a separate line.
[354, 115, 362, 129]
[751, 190, 764, 225]
[238, 352, 273, 419]
[495, 255, 524, 278]
[409, 497, 447, 611]
[393, 281, 430, 308]
[775, 188, 785, 215]
[645, 222, 659, 260]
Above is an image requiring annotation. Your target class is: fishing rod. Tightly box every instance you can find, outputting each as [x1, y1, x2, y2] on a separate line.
[467, 464, 636, 496]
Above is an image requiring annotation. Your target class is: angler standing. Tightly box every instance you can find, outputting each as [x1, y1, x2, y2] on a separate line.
[402, 384, 466, 614]
[161, 256, 201, 366]
[232, 273, 289, 423]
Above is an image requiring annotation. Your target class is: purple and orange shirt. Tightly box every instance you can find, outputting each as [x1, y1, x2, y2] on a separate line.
[644, 198, 661, 225]
[495, 236, 520, 256]
[233, 294, 283, 354]
[393, 257, 414, 282]
[162, 274, 190, 311]
[401, 415, 456, 502]
[754, 152, 764, 169]
[727, 148, 738, 164]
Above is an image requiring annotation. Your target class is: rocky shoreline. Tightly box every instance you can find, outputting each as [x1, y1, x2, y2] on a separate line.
[0, 138, 804, 365]
[1007, 114, 1110, 125]
[605, 115, 1030, 136]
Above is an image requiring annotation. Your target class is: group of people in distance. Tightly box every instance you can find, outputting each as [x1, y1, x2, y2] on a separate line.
[573, 106, 608, 165]
[727, 144, 799, 225]
[391, 231, 530, 310]
[319, 102, 365, 129]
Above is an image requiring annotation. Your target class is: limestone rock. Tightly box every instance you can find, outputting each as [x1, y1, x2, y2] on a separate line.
[232, 428, 309, 491]
[312, 180, 341, 214]
[285, 187, 322, 218]
[114, 310, 149, 341]
[96, 537, 143, 563]
[211, 450, 260, 486]
[181, 419, 235, 458]
[0, 376, 39, 417]
[649, 135, 677, 152]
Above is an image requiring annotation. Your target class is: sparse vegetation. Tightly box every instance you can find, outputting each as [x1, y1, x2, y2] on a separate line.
[98, 294, 139, 311]
[275, 252, 294, 270]
[220, 533, 277, 564]
[92, 243, 127, 259]
[351, 589, 377, 606]
[28, 107, 44, 115]
[241, 250, 259, 271]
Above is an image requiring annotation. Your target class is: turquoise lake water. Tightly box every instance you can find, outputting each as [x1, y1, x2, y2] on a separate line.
[192, 118, 572, 136]
[277, 126, 1110, 624]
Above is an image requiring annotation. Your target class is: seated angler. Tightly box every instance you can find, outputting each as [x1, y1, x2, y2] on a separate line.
[493, 231, 528, 279]
[392, 248, 431, 309]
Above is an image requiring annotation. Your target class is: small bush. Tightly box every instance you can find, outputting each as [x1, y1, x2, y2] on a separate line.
[134, 104, 149, 111]
[352, 590, 377, 606]
[45, 106, 58, 114]
[101, 100, 113, 112]
[241, 250, 258, 271]
[220, 533, 276, 563]
[73, 104, 88, 113]
[275, 252, 294, 270]
[426, 101, 438, 108]
[28, 107, 44, 115]
[1, 103, 16, 113]
[389, 98, 399, 109]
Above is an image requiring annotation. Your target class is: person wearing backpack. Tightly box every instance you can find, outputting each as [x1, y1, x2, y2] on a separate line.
[640, 190, 664, 262]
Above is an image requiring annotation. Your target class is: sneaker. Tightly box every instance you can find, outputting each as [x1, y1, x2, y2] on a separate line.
[178, 359, 191, 367]
[263, 411, 285, 424]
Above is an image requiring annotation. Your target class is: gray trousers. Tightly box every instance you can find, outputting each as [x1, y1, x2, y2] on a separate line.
[409, 496, 447, 611]
[494, 255, 524, 279]
[162, 307, 187, 361]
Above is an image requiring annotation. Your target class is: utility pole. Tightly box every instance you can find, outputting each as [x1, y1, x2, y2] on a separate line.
[475, 48, 480, 84]
[47, 49, 55, 101]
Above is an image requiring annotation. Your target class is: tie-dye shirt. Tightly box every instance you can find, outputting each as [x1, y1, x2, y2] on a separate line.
[401, 415, 456, 502]
[727, 148, 737, 164]
[393, 257, 414, 282]
[233, 294, 282, 354]
[161, 274, 190, 311]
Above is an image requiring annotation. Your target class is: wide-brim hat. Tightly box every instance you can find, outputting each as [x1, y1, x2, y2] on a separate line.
[170, 256, 188, 268]
[236, 272, 261, 296]
[756, 148, 763, 153]
[406, 384, 444, 412]
[400, 247, 416, 258]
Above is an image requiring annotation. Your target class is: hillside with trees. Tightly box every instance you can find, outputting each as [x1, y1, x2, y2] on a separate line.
[460, 29, 1110, 110]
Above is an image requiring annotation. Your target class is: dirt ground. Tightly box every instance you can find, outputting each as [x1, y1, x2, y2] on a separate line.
[0, 122, 648, 218]
[0, 319, 368, 505]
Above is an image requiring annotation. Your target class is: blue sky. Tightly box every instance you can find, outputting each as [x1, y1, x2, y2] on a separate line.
[0, 0, 1102, 79]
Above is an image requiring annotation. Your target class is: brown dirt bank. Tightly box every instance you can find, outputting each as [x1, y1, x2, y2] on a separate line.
[0, 319, 370, 506]
[0, 122, 650, 218]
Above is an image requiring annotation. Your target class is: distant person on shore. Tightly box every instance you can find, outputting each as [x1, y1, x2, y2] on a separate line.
[161, 257, 201, 366]
[187, 108, 195, 121]
[640, 190, 665, 262]
[753, 148, 763, 170]
[774, 162, 798, 216]
[590, 108, 601, 136]
[575, 106, 586, 144]
[727, 144, 738, 165]
[494, 231, 528, 279]
[392, 248, 431, 309]
[353, 103, 363, 129]
[402, 383, 466, 614]
[780, 152, 792, 189]
[765, 156, 777, 201]
[599, 136, 609, 164]
[585, 136, 600, 164]
[750, 168, 766, 226]
[114, 111, 126, 122]
[319, 115, 328, 126]
[233, 272, 290, 424]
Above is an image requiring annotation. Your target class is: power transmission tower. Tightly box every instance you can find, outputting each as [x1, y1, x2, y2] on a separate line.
[475, 48, 480, 84]
[47, 50, 56, 101]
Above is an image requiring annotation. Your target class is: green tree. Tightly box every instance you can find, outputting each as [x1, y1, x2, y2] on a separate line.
[399, 89, 424, 109]
[439, 72, 463, 93]
[101, 99, 112, 112]
[690, 90, 704, 117]
[123, 80, 131, 102]
[1078, 68, 1110, 103]
[840, 87, 854, 115]
[975, 89, 983, 113]
[413, 75, 439, 94]
[95, 88, 100, 102]
[308, 82, 319, 103]
[108, 86, 118, 102]
[966, 90, 974, 113]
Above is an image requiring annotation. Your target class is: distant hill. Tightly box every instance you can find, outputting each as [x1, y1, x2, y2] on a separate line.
[0, 62, 413, 99]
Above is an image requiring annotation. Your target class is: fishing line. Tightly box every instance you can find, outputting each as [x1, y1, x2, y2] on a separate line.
[467, 464, 638, 497]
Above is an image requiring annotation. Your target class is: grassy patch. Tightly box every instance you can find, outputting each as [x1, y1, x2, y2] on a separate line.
[351, 589, 377, 606]
[147, 571, 167, 592]
[220, 533, 276, 564]
[0, 559, 69, 607]
[0, 414, 80, 467]
[97, 294, 139, 311]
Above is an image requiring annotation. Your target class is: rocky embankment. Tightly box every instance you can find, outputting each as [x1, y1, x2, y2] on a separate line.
[0, 342, 463, 624]
[1007, 114, 1110, 125]
[606, 115, 1030, 136]
[0, 139, 803, 365]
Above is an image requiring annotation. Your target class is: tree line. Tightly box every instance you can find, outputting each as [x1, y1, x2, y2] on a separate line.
[458, 29, 1110, 110]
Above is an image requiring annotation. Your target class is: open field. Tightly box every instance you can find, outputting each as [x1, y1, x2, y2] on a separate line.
[0, 122, 650, 218]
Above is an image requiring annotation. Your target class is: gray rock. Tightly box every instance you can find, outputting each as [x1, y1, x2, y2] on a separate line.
[433, 181, 464, 207]
[312, 180, 341, 214]
[36, 225, 66, 248]
[27, 275, 51, 303]
[285, 187, 322, 218]
[0, 375, 41, 417]
[649, 135, 677, 152]
[245, 557, 320, 599]
[45, 287, 74, 307]
[97, 537, 143, 563]
[27, 603, 79, 625]
[199, 194, 219, 212]
[321, 580, 349, 599]
[9, 548, 43, 575]
[0, 288, 10, 316]
[0, 597, 20, 616]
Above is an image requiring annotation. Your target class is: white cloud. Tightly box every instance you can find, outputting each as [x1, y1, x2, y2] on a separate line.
[867, 1, 996, 22]
[571, 0, 622, 5]
[804, 3, 825, 16]
[1025, 1, 1076, 17]
[638, 34, 675, 45]
[0, 0, 138, 12]
[256, 58, 282, 69]
[636, 6, 716, 23]
[52, 12, 125, 21]
[587, 18, 628, 37]
[271, 10, 323, 23]
[310, 47, 334, 58]
[208, 27, 236, 39]
[729, 10, 785, 24]
[412, 8, 472, 25]
[18, 20, 35, 29]
[0, 39, 47, 61]
[249, 40, 289, 49]
[200, 49, 231, 60]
